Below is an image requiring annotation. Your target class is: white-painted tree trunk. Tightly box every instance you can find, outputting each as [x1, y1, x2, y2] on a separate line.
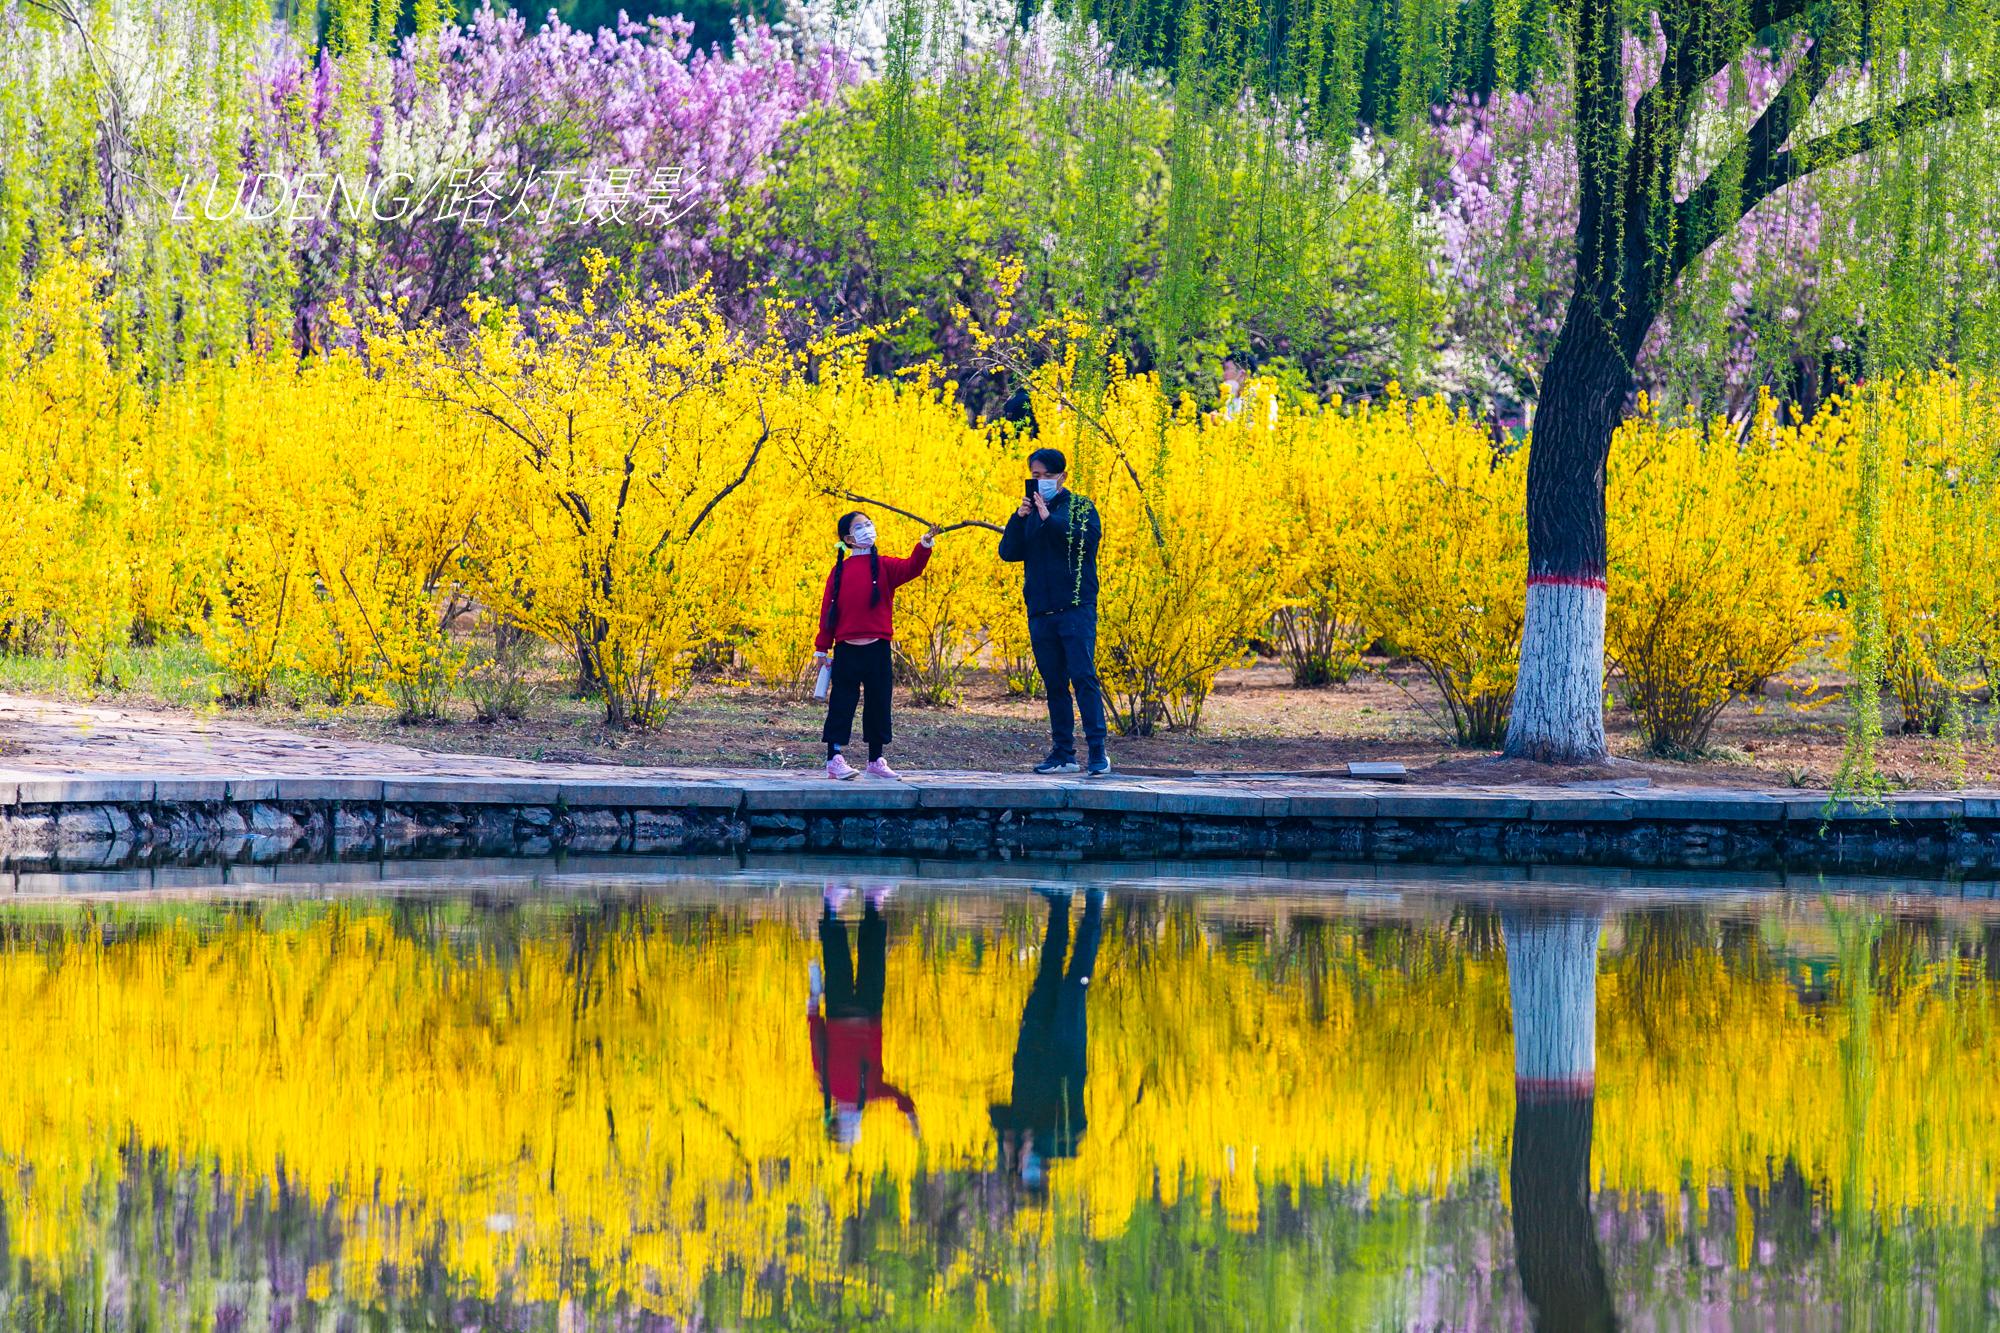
[1503, 912, 1601, 1096]
[1505, 579, 1608, 764]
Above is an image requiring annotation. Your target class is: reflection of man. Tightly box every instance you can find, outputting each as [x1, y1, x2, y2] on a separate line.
[1502, 910, 1616, 1333]
[809, 883, 917, 1148]
[990, 888, 1104, 1187]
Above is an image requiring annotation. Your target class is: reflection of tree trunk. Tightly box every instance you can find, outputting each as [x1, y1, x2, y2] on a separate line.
[1504, 911, 1616, 1333]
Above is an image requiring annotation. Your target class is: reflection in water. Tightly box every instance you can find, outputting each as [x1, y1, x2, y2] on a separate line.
[0, 885, 1993, 1327]
[811, 883, 917, 1146]
[991, 888, 1105, 1188]
[1504, 911, 1614, 1333]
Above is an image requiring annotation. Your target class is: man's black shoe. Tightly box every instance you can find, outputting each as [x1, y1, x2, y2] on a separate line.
[1085, 752, 1112, 777]
[1034, 752, 1080, 775]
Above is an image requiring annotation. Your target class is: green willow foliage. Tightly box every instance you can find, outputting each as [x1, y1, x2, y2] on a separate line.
[1058, 0, 1567, 131]
[0, 0, 454, 382]
[753, 16, 1432, 404]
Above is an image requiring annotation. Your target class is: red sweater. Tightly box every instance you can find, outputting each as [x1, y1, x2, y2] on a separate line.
[808, 1016, 916, 1112]
[814, 541, 933, 652]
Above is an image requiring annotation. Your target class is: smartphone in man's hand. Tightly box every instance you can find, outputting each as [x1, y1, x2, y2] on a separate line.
[1024, 479, 1037, 499]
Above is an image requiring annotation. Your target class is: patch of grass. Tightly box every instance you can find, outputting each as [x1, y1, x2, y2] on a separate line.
[0, 638, 227, 710]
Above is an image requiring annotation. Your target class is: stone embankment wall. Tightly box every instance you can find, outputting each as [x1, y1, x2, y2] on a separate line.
[0, 776, 1997, 876]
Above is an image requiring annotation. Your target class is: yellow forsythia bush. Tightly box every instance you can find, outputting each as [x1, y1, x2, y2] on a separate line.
[1339, 389, 1528, 747]
[0, 253, 145, 682]
[1062, 372, 1285, 734]
[798, 365, 1019, 706]
[359, 265, 833, 727]
[1862, 375, 2000, 734]
[13, 248, 2000, 746]
[1606, 392, 1841, 757]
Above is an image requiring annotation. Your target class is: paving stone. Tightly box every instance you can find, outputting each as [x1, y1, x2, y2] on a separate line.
[555, 781, 741, 808]
[1143, 786, 1289, 818]
[1376, 793, 1533, 820]
[384, 778, 559, 805]
[226, 778, 280, 802]
[1529, 795, 1636, 822]
[1784, 795, 1965, 822]
[17, 777, 155, 805]
[738, 783, 921, 811]
[1065, 785, 1164, 813]
[1626, 791, 1784, 822]
[275, 776, 386, 803]
[150, 778, 231, 802]
[1286, 792, 1379, 818]
[914, 782, 1069, 810]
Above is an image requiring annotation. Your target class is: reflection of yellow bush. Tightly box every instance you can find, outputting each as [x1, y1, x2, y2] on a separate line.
[0, 902, 1512, 1317]
[5, 899, 1997, 1317]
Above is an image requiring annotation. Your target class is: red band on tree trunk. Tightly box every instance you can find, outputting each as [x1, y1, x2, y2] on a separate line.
[1514, 1075, 1596, 1102]
[1525, 572, 1607, 591]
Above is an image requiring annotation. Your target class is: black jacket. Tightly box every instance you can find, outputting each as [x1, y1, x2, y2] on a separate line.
[998, 490, 1100, 616]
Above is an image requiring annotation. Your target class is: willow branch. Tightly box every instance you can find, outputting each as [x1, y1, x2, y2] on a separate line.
[820, 488, 1003, 535]
[1676, 72, 2000, 275]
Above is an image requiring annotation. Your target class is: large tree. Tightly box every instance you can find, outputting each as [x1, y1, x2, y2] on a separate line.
[1048, 0, 2000, 761]
[1504, 0, 2000, 761]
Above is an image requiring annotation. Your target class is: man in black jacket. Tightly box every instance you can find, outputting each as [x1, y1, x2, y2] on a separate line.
[999, 447, 1110, 775]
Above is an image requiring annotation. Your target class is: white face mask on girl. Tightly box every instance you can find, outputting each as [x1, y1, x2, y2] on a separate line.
[847, 522, 876, 549]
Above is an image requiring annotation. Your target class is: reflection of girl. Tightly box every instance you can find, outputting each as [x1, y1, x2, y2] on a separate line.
[808, 883, 918, 1147]
[814, 511, 937, 780]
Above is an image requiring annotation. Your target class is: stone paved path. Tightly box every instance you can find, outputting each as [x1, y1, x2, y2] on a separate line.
[3, 692, 1995, 818]
[0, 693, 621, 779]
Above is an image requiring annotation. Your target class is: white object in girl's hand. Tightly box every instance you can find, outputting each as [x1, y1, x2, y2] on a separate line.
[813, 663, 832, 699]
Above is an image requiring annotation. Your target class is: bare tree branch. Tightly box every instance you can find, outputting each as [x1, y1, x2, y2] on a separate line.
[819, 488, 1004, 535]
[653, 399, 771, 562]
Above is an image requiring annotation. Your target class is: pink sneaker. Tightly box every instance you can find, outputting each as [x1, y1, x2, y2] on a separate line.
[863, 757, 901, 780]
[826, 754, 860, 780]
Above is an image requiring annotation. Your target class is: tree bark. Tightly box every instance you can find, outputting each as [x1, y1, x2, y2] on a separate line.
[1502, 0, 1651, 764]
[1504, 910, 1616, 1331]
[1503, 301, 1637, 762]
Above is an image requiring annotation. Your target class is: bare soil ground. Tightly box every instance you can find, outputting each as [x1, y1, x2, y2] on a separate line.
[218, 657, 2000, 789]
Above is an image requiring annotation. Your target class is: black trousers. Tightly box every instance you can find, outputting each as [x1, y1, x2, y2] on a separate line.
[819, 905, 887, 1019]
[1027, 607, 1107, 756]
[822, 638, 893, 755]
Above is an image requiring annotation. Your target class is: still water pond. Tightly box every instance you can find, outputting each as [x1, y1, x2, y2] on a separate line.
[1, 870, 1994, 1329]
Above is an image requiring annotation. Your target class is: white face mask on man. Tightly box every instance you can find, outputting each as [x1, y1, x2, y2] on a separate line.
[847, 522, 876, 549]
[1035, 477, 1061, 500]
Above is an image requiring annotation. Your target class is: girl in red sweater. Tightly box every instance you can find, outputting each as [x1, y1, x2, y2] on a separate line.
[815, 511, 937, 779]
